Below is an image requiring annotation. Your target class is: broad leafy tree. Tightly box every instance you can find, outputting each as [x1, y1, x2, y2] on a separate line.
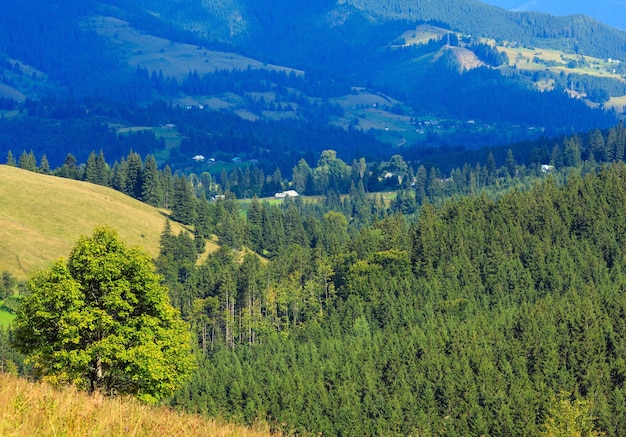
[11, 226, 195, 403]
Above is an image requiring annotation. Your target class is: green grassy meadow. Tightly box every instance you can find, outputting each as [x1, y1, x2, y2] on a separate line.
[87, 15, 299, 81]
[0, 165, 190, 280]
[0, 304, 15, 328]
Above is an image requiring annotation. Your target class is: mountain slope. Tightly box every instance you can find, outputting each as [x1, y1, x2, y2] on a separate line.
[0, 165, 190, 279]
[102, 0, 626, 60]
[480, 0, 626, 30]
[0, 0, 623, 169]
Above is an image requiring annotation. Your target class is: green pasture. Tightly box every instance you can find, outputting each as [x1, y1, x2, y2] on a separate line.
[0, 304, 15, 328]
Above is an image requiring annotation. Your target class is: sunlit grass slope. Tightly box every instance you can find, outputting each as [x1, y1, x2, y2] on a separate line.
[0, 372, 274, 437]
[0, 165, 187, 279]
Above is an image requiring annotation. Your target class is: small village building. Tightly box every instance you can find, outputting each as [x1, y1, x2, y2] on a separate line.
[275, 190, 299, 198]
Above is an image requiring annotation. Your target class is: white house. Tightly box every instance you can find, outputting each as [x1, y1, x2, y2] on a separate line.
[275, 190, 299, 198]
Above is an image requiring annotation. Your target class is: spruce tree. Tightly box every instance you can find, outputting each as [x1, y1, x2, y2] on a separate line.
[125, 152, 143, 199]
[18, 150, 36, 172]
[171, 175, 196, 225]
[141, 154, 163, 207]
[84, 151, 99, 184]
[6, 150, 15, 166]
[505, 149, 517, 178]
[38, 153, 50, 174]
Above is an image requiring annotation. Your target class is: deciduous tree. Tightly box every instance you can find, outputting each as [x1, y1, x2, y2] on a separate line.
[11, 226, 195, 403]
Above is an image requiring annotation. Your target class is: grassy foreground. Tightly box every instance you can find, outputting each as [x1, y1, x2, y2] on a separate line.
[0, 165, 189, 280]
[0, 372, 274, 437]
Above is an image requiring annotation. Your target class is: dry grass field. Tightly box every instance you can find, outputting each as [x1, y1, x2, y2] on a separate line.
[0, 372, 275, 437]
[0, 165, 191, 279]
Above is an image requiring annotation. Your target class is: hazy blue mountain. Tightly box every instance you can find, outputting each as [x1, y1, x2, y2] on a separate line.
[480, 0, 626, 29]
[0, 0, 623, 165]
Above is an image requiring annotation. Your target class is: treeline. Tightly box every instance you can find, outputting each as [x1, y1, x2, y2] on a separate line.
[7, 122, 626, 215]
[156, 162, 626, 435]
[181, 68, 352, 100]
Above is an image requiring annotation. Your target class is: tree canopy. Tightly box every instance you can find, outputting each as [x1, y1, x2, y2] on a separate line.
[11, 226, 195, 403]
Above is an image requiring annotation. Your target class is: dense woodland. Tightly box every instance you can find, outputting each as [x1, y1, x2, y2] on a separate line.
[2, 123, 626, 434]
[171, 164, 626, 435]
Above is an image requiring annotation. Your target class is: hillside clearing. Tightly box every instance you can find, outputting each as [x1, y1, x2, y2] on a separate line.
[0, 305, 14, 328]
[84, 15, 300, 80]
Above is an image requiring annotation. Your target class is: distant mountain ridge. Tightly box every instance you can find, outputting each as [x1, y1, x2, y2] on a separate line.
[480, 0, 626, 30]
[100, 0, 626, 60]
[1, 0, 624, 94]
[0, 0, 623, 167]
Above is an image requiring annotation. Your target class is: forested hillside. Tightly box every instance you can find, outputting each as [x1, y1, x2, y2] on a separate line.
[481, 0, 626, 30]
[163, 164, 626, 435]
[341, 0, 626, 58]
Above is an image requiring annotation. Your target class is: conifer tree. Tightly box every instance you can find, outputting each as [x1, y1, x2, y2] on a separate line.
[505, 148, 517, 178]
[38, 153, 50, 174]
[141, 154, 162, 207]
[55, 154, 81, 180]
[171, 175, 196, 225]
[486, 151, 497, 185]
[6, 150, 15, 166]
[162, 165, 174, 209]
[84, 151, 100, 184]
[18, 150, 36, 172]
[111, 158, 127, 192]
[125, 151, 143, 199]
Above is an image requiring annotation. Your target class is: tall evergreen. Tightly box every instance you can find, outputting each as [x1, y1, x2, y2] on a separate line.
[246, 197, 264, 252]
[162, 165, 174, 209]
[55, 154, 81, 179]
[485, 151, 497, 184]
[141, 154, 163, 207]
[505, 148, 517, 178]
[18, 150, 36, 172]
[124, 151, 143, 199]
[171, 175, 196, 225]
[84, 150, 108, 185]
[111, 158, 127, 192]
[38, 153, 50, 174]
[5, 150, 15, 166]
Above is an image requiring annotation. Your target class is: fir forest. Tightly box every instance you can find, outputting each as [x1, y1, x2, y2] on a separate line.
[5, 0, 626, 435]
